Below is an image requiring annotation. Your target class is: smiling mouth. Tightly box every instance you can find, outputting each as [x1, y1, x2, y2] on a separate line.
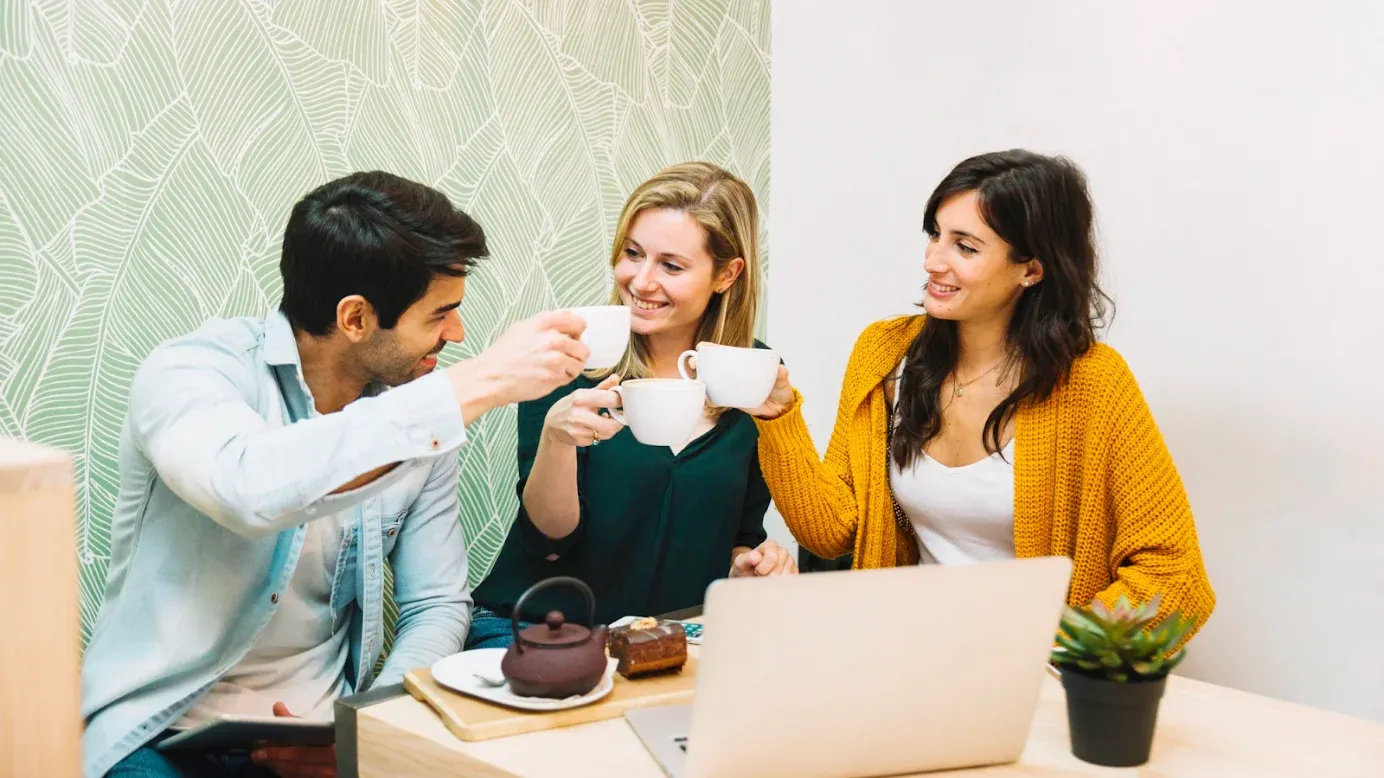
[929, 282, 960, 293]
[630, 296, 668, 311]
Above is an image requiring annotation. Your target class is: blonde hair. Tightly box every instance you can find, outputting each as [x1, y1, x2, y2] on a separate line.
[594, 162, 763, 384]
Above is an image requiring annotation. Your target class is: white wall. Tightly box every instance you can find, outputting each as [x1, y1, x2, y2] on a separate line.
[770, 0, 1384, 722]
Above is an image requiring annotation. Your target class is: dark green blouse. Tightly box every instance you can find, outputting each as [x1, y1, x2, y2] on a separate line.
[472, 370, 771, 625]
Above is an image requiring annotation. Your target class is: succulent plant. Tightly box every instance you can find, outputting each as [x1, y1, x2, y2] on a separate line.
[1051, 594, 1193, 683]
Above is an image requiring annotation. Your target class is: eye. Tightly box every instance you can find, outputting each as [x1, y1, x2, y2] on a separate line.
[661, 261, 684, 274]
[623, 247, 640, 259]
[957, 242, 977, 256]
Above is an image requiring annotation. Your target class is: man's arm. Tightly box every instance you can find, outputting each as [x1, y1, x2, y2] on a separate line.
[131, 310, 591, 541]
[129, 341, 466, 540]
[376, 453, 470, 685]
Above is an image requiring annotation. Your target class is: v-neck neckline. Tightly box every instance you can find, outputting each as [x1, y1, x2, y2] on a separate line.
[666, 411, 729, 458]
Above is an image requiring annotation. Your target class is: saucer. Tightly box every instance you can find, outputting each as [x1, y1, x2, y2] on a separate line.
[430, 648, 618, 711]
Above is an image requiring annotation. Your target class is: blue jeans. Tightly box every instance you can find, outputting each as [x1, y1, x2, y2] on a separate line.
[105, 741, 279, 778]
[464, 606, 533, 650]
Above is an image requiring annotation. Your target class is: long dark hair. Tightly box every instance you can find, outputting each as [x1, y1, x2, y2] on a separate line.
[891, 150, 1112, 469]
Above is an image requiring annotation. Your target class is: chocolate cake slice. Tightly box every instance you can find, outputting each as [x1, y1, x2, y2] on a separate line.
[607, 617, 688, 678]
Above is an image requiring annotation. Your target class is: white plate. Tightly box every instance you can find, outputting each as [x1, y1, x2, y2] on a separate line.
[430, 648, 618, 711]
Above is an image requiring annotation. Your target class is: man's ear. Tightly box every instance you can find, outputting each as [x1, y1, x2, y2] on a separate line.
[336, 295, 375, 343]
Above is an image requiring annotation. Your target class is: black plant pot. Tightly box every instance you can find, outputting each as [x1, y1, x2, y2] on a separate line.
[1059, 668, 1167, 767]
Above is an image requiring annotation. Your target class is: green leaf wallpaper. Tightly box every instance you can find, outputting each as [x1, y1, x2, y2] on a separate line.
[0, 0, 770, 645]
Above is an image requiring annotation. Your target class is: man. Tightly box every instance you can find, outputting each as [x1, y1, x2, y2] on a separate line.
[82, 171, 591, 778]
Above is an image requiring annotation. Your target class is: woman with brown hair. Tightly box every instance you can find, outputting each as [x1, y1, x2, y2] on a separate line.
[749, 150, 1215, 638]
[468, 162, 792, 648]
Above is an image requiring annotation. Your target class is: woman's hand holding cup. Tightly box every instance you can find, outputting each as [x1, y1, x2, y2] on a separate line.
[745, 364, 795, 420]
[543, 374, 626, 447]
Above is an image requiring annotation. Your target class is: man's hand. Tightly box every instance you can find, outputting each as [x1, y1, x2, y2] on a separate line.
[248, 702, 336, 778]
[731, 539, 799, 577]
[446, 310, 590, 425]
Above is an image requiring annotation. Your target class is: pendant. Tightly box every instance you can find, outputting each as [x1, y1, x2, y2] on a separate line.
[954, 385, 964, 398]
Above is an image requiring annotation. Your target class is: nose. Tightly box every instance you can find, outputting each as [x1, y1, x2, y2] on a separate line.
[631, 260, 660, 295]
[442, 309, 465, 344]
[923, 240, 947, 276]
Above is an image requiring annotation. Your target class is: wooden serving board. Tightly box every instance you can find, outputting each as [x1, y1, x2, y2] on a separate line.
[403, 657, 697, 742]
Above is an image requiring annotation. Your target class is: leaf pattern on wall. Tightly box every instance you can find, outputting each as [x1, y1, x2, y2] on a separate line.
[0, 0, 770, 647]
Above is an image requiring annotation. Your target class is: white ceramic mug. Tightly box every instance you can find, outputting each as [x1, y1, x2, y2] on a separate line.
[608, 379, 707, 447]
[570, 305, 631, 370]
[677, 343, 780, 409]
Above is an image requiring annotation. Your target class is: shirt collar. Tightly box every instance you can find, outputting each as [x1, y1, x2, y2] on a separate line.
[262, 308, 303, 369]
[261, 307, 391, 403]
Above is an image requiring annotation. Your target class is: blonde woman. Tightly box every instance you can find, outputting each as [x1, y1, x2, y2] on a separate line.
[468, 163, 793, 649]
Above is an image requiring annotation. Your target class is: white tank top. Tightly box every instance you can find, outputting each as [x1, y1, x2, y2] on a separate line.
[888, 360, 1017, 565]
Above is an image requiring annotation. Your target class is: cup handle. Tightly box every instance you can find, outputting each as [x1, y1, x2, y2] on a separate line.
[608, 385, 627, 425]
[677, 349, 698, 380]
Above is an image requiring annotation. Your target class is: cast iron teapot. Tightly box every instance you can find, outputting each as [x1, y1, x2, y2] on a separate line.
[500, 576, 609, 698]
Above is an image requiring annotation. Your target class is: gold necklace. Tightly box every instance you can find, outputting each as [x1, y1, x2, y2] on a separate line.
[951, 359, 1005, 398]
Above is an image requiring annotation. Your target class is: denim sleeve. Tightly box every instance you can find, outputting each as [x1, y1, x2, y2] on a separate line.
[376, 451, 471, 685]
[127, 339, 466, 539]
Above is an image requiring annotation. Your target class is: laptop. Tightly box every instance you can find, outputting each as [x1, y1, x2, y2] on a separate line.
[624, 556, 1072, 778]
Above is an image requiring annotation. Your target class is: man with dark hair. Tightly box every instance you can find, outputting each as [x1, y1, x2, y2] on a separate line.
[81, 172, 591, 778]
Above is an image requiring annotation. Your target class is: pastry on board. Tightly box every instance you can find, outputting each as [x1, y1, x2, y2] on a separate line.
[607, 616, 688, 678]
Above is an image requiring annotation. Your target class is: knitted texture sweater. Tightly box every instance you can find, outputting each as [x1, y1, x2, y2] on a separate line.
[755, 315, 1215, 635]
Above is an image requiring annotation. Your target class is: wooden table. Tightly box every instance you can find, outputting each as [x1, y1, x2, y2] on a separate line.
[344, 630, 1384, 777]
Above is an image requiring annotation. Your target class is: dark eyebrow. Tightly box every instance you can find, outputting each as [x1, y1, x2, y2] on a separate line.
[432, 301, 461, 316]
[950, 229, 987, 246]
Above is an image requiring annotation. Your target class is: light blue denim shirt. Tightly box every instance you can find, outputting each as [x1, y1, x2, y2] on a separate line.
[80, 310, 473, 777]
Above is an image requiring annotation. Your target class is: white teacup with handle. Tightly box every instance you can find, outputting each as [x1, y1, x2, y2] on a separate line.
[608, 379, 707, 447]
[677, 343, 780, 409]
[570, 305, 631, 370]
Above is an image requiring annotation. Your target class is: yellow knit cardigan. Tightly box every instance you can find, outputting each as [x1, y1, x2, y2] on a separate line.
[755, 315, 1216, 636]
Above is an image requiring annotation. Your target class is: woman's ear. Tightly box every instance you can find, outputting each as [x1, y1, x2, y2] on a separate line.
[715, 257, 745, 293]
[1019, 258, 1044, 288]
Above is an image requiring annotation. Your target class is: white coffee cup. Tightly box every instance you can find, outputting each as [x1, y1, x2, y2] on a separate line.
[677, 343, 780, 409]
[608, 379, 707, 447]
[570, 305, 631, 370]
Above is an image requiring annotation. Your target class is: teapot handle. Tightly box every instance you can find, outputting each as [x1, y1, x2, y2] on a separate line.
[510, 576, 597, 654]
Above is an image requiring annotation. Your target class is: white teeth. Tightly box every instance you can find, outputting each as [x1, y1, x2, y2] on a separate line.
[633, 299, 666, 310]
[931, 283, 959, 293]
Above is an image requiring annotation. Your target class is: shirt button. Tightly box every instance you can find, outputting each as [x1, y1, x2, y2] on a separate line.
[430, 438, 440, 449]
[387, 528, 397, 537]
[270, 593, 279, 604]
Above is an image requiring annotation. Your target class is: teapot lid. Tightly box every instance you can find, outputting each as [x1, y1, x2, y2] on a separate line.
[517, 611, 591, 648]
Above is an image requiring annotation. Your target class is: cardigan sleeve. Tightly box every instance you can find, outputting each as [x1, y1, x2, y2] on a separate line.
[1096, 358, 1217, 642]
[753, 331, 883, 560]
